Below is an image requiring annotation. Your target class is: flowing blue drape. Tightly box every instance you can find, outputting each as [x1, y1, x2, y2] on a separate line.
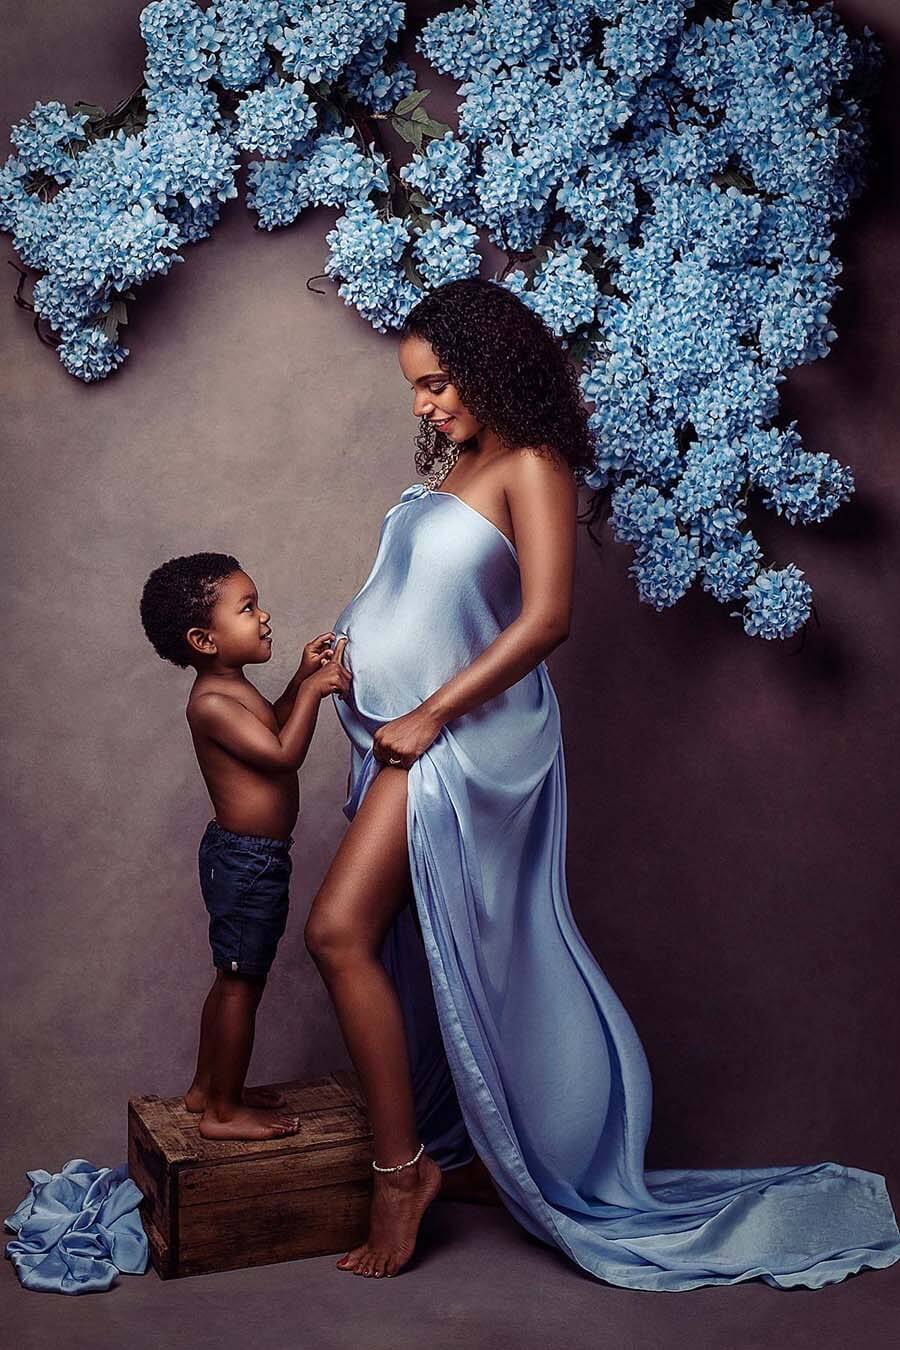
[331, 482, 900, 1291]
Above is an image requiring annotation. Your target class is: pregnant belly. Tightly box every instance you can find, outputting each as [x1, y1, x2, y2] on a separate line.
[333, 588, 493, 727]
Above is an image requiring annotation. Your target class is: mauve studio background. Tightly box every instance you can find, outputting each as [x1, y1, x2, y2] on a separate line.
[2, 0, 899, 1221]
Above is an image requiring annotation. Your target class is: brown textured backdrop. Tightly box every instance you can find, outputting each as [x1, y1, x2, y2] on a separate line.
[2, 0, 898, 1216]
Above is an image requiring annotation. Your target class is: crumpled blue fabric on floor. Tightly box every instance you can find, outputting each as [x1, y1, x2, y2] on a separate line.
[4, 1159, 148, 1293]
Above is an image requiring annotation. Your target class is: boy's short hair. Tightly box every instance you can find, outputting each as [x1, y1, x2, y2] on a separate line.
[140, 552, 242, 668]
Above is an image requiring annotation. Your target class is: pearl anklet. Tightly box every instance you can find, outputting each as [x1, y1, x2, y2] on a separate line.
[372, 1142, 425, 1173]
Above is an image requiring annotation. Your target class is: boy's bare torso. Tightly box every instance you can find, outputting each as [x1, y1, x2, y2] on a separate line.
[187, 675, 299, 840]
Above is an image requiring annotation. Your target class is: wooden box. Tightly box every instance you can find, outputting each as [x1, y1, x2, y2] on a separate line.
[127, 1071, 374, 1279]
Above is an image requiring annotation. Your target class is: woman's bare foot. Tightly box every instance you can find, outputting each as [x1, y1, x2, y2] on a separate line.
[183, 1084, 287, 1113]
[197, 1105, 301, 1141]
[336, 1153, 443, 1277]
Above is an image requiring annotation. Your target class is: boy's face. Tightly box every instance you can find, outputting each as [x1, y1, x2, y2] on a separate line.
[188, 570, 273, 667]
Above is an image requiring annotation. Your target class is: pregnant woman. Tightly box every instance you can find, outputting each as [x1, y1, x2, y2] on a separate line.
[305, 278, 900, 1286]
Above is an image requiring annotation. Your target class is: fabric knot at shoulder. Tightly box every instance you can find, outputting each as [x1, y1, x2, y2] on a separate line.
[399, 482, 428, 502]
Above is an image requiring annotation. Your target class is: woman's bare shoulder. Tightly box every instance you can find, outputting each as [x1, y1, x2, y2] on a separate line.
[502, 446, 577, 497]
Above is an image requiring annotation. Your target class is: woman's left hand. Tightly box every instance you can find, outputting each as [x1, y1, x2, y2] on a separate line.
[373, 706, 444, 769]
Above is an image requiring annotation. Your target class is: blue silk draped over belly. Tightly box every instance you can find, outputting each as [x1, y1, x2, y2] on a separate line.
[331, 481, 900, 1292]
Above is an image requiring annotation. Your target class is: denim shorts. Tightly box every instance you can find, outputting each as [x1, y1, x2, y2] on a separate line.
[198, 820, 293, 979]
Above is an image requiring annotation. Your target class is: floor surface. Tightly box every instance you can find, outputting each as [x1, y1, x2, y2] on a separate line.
[3, 1196, 899, 1350]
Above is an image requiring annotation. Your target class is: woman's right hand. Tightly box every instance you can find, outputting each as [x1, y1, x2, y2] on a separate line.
[305, 635, 351, 702]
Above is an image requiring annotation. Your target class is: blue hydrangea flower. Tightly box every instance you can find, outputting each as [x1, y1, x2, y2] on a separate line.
[671, 440, 746, 521]
[412, 217, 480, 287]
[324, 199, 419, 332]
[701, 533, 763, 603]
[57, 323, 130, 381]
[247, 156, 314, 229]
[630, 528, 702, 610]
[503, 246, 598, 337]
[741, 563, 812, 639]
[306, 128, 389, 207]
[400, 134, 475, 217]
[235, 82, 318, 157]
[9, 102, 91, 184]
[272, 0, 404, 84]
[208, 0, 280, 91]
[610, 481, 675, 545]
[345, 55, 417, 113]
[140, 0, 220, 90]
[762, 449, 854, 524]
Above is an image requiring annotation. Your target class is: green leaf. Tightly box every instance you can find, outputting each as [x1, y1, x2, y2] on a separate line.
[418, 118, 452, 141]
[102, 311, 120, 341]
[408, 190, 431, 210]
[567, 337, 595, 364]
[110, 299, 129, 326]
[391, 117, 424, 150]
[402, 251, 426, 288]
[71, 102, 107, 121]
[394, 88, 430, 116]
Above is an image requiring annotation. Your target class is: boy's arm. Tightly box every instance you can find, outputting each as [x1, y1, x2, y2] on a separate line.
[190, 645, 349, 772]
[273, 632, 336, 727]
[272, 669, 305, 729]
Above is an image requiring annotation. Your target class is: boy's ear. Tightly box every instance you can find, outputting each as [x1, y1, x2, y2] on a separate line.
[186, 626, 216, 657]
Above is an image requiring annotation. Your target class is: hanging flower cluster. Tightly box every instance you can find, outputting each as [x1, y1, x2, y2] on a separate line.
[0, 0, 412, 374]
[0, 0, 881, 638]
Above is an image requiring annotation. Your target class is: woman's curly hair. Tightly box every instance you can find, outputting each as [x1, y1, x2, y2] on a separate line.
[399, 277, 598, 486]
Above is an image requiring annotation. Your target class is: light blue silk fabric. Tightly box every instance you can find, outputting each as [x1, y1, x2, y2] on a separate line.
[4, 1159, 148, 1294]
[331, 482, 900, 1291]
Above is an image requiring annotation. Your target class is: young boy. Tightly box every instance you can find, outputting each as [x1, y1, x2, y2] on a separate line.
[140, 552, 350, 1141]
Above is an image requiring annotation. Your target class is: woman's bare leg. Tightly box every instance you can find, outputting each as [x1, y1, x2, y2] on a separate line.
[304, 765, 443, 1277]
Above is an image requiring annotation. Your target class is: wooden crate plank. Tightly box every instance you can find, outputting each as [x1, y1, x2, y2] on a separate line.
[128, 1094, 194, 1163]
[143, 1086, 370, 1167]
[128, 1101, 177, 1258]
[139, 1211, 173, 1280]
[178, 1181, 371, 1275]
[180, 1141, 373, 1206]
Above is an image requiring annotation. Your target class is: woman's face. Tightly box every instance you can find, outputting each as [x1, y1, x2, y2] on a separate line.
[398, 334, 481, 443]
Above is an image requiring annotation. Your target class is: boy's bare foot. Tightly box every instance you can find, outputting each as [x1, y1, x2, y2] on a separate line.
[197, 1105, 301, 1141]
[336, 1152, 443, 1278]
[183, 1084, 287, 1113]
